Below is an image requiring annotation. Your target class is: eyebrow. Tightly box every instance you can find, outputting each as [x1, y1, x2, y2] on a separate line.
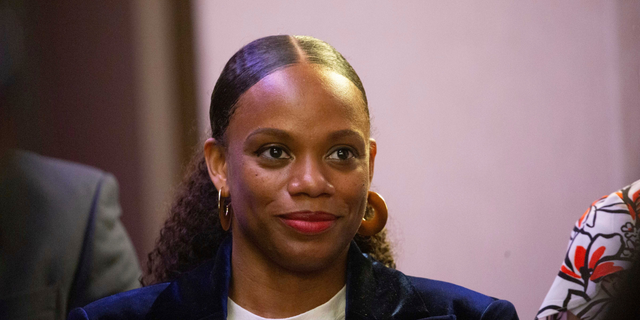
[245, 128, 365, 142]
[246, 128, 293, 141]
[327, 129, 366, 142]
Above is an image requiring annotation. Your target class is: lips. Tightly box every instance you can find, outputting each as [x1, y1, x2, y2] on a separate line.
[278, 211, 337, 234]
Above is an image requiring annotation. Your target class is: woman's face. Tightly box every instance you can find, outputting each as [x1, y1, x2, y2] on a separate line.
[206, 63, 375, 273]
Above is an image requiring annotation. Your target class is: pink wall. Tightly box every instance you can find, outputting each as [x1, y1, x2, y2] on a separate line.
[192, 1, 640, 317]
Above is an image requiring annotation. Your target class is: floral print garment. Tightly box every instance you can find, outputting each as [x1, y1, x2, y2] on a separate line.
[536, 179, 640, 320]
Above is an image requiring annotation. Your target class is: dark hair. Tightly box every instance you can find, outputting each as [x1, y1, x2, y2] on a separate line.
[602, 253, 640, 320]
[143, 35, 392, 286]
[210, 35, 368, 141]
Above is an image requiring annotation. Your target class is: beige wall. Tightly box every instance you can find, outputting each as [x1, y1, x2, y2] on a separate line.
[192, 1, 640, 317]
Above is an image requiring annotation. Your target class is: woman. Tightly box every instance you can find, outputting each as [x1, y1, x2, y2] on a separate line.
[69, 35, 518, 320]
[536, 179, 640, 320]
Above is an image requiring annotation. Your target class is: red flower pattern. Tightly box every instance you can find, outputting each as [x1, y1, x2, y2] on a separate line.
[537, 179, 640, 320]
[560, 246, 623, 280]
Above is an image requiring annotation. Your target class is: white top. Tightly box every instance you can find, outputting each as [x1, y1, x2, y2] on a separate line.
[227, 285, 346, 320]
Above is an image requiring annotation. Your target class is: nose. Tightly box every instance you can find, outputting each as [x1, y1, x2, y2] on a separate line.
[287, 155, 335, 197]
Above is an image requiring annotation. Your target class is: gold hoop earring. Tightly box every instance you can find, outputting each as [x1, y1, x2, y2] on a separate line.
[357, 191, 388, 237]
[218, 187, 231, 231]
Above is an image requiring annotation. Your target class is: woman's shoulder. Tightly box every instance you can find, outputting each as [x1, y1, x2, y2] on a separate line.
[360, 254, 518, 319]
[67, 282, 170, 320]
[404, 274, 518, 319]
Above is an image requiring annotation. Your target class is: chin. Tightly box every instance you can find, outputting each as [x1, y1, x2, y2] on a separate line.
[273, 239, 351, 274]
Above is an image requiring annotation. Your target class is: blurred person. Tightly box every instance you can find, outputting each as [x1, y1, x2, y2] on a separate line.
[69, 35, 519, 320]
[0, 5, 142, 319]
[0, 150, 142, 320]
[536, 180, 640, 320]
[601, 248, 640, 320]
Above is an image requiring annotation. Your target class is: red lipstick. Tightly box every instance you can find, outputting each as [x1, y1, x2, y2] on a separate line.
[279, 211, 337, 234]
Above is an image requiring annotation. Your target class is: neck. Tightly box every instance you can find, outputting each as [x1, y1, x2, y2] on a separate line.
[229, 234, 348, 318]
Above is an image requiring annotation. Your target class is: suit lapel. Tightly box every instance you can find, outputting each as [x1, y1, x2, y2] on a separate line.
[146, 237, 232, 320]
[345, 242, 431, 320]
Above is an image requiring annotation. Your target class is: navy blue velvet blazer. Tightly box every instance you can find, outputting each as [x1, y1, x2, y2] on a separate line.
[69, 238, 519, 320]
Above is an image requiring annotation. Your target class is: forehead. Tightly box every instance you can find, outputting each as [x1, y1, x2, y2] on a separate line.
[227, 64, 369, 140]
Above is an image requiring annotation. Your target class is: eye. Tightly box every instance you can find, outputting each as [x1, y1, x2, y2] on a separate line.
[328, 148, 355, 161]
[258, 146, 291, 160]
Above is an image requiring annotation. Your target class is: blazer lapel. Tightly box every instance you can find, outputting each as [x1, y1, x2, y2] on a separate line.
[146, 237, 233, 320]
[345, 242, 431, 320]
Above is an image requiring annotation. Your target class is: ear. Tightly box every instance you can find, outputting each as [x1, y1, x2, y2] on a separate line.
[204, 138, 229, 193]
[368, 138, 377, 183]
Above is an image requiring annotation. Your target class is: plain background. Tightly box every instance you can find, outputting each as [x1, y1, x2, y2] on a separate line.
[192, 1, 640, 318]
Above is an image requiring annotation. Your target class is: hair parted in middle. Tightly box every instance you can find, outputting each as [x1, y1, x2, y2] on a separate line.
[143, 35, 393, 286]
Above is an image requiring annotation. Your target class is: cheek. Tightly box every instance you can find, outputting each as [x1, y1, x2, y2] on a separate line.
[338, 170, 370, 217]
[228, 158, 285, 214]
[241, 167, 273, 201]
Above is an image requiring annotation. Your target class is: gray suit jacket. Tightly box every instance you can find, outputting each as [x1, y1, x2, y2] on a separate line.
[0, 151, 141, 320]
